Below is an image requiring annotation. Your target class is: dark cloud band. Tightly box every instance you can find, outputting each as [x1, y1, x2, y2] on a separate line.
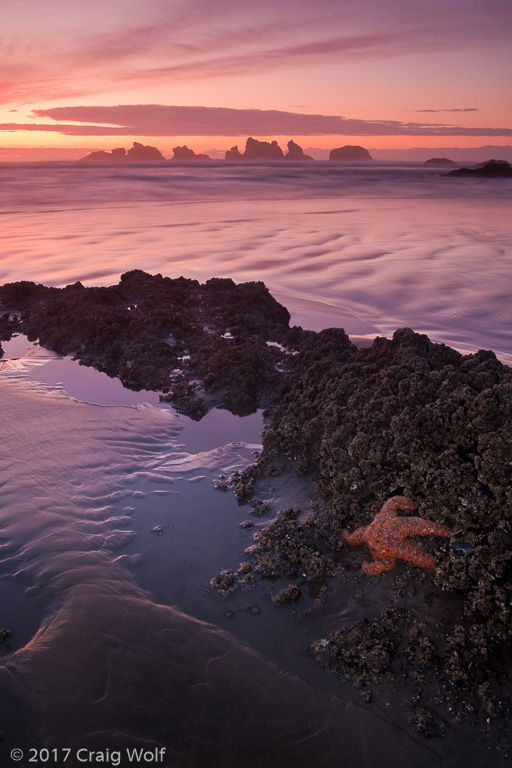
[1, 104, 508, 138]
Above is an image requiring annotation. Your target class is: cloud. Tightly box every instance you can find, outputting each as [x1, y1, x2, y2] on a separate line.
[1, 0, 511, 106]
[0, 29, 429, 104]
[415, 108, 479, 113]
[0, 104, 509, 138]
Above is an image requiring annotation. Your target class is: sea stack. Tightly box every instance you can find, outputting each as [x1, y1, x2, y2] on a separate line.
[171, 145, 210, 160]
[78, 142, 166, 162]
[243, 137, 285, 160]
[329, 145, 373, 161]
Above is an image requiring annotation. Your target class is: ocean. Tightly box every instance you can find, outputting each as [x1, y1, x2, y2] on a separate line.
[1, 160, 511, 360]
[1, 161, 511, 767]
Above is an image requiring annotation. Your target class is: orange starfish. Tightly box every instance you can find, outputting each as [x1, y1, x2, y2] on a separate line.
[343, 496, 451, 575]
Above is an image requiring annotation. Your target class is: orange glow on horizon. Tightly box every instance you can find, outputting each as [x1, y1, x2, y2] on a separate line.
[1, 0, 510, 163]
[2, 131, 511, 162]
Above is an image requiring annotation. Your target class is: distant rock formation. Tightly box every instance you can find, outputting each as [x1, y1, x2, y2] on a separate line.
[224, 138, 312, 161]
[285, 140, 313, 161]
[475, 159, 511, 169]
[78, 143, 165, 163]
[225, 145, 244, 161]
[171, 145, 210, 161]
[127, 142, 166, 161]
[424, 157, 457, 166]
[447, 160, 512, 177]
[111, 148, 127, 160]
[243, 137, 284, 161]
[329, 145, 373, 161]
[78, 150, 119, 163]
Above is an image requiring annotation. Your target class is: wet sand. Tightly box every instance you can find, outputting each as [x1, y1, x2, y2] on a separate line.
[0, 354, 508, 767]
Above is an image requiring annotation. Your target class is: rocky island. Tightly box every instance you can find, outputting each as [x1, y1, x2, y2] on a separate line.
[329, 145, 373, 161]
[447, 159, 512, 177]
[79, 142, 166, 162]
[170, 145, 211, 160]
[424, 157, 457, 166]
[224, 137, 313, 161]
[77, 138, 365, 163]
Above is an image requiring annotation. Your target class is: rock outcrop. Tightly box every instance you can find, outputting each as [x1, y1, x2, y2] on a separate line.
[285, 140, 313, 161]
[225, 138, 312, 161]
[78, 143, 165, 162]
[243, 137, 284, 161]
[3, 267, 512, 741]
[424, 157, 457, 166]
[171, 145, 210, 161]
[126, 142, 166, 161]
[329, 145, 373, 161]
[78, 150, 119, 163]
[447, 160, 512, 177]
[225, 146, 244, 161]
[236, 325, 512, 729]
[0, 271, 290, 419]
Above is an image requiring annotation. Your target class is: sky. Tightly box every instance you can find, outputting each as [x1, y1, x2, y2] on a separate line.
[1, 0, 512, 159]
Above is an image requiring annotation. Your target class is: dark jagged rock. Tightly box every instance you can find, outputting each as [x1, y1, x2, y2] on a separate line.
[447, 160, 512, 177]
[243, 137, 284, 161]
[424, 157, 457, 166]
[210, 569, 236, 593]
[225, 145, 244, 161]
[246, 508, 330, 581]
[0, 271, 291, 419]
[126, 142, 166, 161]
[271, 584, 301, 605]
[79, 143, 165, 163]
[238, 326, 512, 729]
[78, 150, 118, 163]
[285, 140, 313, 161]
[475, 158, 510, 168]
[329, 145, 373, 161]
[249, 500, 270, 517]
[171, 145, 210, 161]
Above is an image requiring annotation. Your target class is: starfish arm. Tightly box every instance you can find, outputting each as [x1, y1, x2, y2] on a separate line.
[399, 518, 451, 539]
[362, 555, 396, 575]
[380, 496, 419, 515]
[343, 526, 368, 546]
[391, 540, 436, 570]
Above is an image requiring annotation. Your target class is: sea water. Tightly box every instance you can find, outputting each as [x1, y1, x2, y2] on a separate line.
[1, 160, 511, 360]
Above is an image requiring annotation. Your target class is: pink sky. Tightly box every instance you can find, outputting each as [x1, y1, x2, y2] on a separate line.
[2, 0, 511, 158]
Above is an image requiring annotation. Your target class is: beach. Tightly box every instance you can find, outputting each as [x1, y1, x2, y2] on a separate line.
[1, 351, 509, 768]
[1, 161, 512, 766]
